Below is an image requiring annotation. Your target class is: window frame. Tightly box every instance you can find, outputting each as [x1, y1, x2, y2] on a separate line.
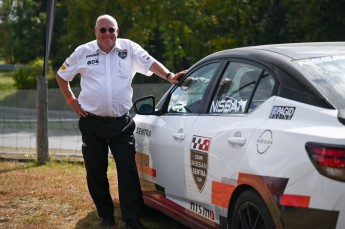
[161, 59, 226, 115]
[201, 59, 278, 115]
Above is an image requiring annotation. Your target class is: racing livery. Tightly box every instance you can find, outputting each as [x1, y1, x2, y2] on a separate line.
[133, 42, 345, 229]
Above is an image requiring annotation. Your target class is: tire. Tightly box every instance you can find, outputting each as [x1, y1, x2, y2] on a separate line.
[229, 189, 275, 229]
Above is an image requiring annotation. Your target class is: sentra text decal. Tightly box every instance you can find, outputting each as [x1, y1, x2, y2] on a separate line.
[191, 135, 211, 192]
[136, 127, 151, 137]
[269, 106, 295, 120]
[189, 202, 214, 221]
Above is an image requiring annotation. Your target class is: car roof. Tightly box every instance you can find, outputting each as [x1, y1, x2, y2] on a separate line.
[204, 42, 345, 61]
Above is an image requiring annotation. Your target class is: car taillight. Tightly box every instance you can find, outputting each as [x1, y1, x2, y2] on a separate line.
[306, 142, 345, 182]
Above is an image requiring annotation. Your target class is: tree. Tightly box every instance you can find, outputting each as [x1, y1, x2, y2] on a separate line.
[9, 0, 45, 63]
[0, 0, 16, 62]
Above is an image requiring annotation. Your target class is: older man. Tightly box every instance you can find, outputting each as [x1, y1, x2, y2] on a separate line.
[56, 14, 184, 229]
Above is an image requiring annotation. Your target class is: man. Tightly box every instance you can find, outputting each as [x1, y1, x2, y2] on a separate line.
[56, 14, 184, 229]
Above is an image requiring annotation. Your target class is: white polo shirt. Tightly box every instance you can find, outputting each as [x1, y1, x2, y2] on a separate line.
[57, 39, 155, 117]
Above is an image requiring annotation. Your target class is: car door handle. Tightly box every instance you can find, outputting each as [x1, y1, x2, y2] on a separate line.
[228, 137, 246, 146]
[173, 133, 186, 140]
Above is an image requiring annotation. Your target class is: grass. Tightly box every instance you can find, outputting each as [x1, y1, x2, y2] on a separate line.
[0, 160, 189, 229]
[0, 71, 15, 90]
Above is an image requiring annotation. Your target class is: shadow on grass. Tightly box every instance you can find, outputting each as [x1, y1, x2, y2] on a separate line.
[74, 202, 190, 229]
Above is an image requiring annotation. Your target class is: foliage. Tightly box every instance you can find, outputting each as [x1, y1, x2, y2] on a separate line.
[2, 0, 345, 87]
[12, 58, 54, 89]
[0, 72, 15, 89]
[0, 0, 46, 63]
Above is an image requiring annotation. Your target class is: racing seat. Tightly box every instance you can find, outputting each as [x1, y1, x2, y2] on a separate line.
[238, 70, 261, 100]
[255, 75, 273, 101]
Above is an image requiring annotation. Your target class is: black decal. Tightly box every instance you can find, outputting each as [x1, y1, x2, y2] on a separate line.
[269, 106, 296, 120]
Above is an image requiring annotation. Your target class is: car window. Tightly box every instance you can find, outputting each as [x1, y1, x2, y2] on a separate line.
[252, 71, 275, 109]
[209, 62, 275, 114]
[168, 62, 220, 113]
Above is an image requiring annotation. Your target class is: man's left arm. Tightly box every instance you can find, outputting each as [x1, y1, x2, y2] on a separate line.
[149, 61, 186, 84]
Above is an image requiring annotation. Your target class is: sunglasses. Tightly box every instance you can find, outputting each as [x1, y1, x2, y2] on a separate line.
[99, 27, 116, 33]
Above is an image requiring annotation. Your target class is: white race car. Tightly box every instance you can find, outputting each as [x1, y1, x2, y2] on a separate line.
[133, 42, 345, 229]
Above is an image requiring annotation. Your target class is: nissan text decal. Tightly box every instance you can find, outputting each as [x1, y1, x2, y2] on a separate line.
[191, 135, 211, 193]
[269, 106, 296, 120]
[210, 98, 247, 113]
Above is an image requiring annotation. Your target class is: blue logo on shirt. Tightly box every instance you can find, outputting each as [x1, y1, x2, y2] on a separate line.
[87, 58, 99, 65]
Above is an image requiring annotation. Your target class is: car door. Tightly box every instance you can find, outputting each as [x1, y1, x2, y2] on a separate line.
[182, 61, 276, 224]
[135, 61, 222, 201]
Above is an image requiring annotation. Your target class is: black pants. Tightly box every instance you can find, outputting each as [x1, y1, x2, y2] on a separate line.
[79, 114, 143, 221]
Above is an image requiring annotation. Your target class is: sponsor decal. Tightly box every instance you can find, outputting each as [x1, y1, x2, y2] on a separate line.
[269, 106, 295, 120]
[189, 202, 215, 221]
[210, 98, 247, 113]
[135, 127, 151, 137]
[118, 49, 128, 59]
[86, 53, 99, 58]
[191, 135, 211, 192]
[87, 58, 99, 65]
[298, 55, 345, 66]
[257, 130, 273, 154]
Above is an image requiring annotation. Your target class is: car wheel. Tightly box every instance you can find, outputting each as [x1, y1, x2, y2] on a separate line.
[229, 189, 275, 229]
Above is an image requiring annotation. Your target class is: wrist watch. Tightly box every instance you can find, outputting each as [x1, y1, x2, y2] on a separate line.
[165, 72, 172, 80]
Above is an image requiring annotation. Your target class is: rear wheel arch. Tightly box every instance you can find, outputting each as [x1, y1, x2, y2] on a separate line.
[227, 184, 252, 220]
[227, 185, 276, 229]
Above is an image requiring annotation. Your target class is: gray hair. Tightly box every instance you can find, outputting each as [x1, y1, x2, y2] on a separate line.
[95, 14, 118, 29]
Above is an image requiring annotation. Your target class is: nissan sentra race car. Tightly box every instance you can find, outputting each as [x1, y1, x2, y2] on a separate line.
[133, 42, 345, 229]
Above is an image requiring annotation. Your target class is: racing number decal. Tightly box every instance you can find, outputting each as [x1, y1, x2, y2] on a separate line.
[191, 135, 211, 192]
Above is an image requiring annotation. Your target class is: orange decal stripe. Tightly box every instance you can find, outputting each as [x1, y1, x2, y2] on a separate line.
[136, 152, 156, 177]
[280, 194, 310, 208]
[143, 166, 156, 177]
[211, 181, 235, 208]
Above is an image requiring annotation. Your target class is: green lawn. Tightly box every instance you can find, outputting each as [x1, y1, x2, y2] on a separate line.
[0, 71, 15, 89]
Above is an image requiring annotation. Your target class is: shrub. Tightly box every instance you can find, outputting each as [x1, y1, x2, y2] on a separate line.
[12, 58, 55, 89]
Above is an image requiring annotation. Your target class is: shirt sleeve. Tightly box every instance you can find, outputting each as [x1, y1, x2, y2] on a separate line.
[131, 41, 155, 76]
[57, 48, 80, 81]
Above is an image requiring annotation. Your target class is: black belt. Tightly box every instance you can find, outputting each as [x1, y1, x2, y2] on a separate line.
[87, 112, 127, 121]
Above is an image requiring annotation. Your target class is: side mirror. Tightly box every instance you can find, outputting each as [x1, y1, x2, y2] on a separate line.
[133, 95, 155, 115]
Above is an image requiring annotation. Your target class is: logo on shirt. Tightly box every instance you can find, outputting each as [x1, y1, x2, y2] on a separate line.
[87, 58, 99, 65]
[59, 61, 70, 71]
[60, 64, 67, 71]
[143, 54, 151, 61]
[118, 49, 127, 59]
[86, 53, 99, 58]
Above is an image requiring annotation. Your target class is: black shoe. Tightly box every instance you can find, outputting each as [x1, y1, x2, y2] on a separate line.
[125, 219, 149, 229]
[100, 218, 115, 227]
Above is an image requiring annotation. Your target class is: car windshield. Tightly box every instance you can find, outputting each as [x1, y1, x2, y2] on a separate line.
[293, 55, 345, 111]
